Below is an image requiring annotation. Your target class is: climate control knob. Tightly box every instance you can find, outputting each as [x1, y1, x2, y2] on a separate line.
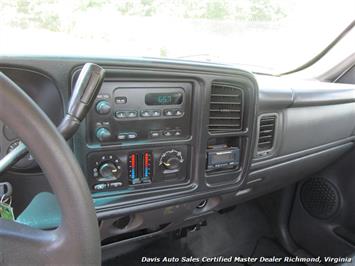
[96, 127, 111, 142]
[98, 162, 120, 180]
[159, 149, 184, 172]
[95, 100, 111, 115]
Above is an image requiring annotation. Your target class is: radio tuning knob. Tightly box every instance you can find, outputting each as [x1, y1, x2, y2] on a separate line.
[159, 149, 184, 171]
[96, 127, 111, 142]
[95, 100, 111, 115]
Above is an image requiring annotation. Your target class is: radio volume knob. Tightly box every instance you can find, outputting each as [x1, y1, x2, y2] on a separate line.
[95, 100, 111, 115]
[96, 127, 111, 142]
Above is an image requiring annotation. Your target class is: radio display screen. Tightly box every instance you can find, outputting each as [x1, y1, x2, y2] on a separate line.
[145, 92, 183, 105]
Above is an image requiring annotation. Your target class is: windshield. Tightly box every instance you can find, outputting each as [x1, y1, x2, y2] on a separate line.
[0, 0, 354, 73]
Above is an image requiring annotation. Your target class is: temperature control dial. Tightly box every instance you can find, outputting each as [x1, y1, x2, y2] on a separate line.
[98, 162, 120, 180]
[159, 149, 184, 173]
[92, 155, 121, 181]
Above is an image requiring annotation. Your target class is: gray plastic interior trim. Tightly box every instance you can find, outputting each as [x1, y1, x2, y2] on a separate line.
[256, 75, 355, 111]
[280, 103, 355, 155]
[252, 137, 355, 171]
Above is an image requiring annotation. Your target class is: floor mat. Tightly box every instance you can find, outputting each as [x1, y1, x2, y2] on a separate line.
[103, 200, 300, 266]
[251, 237, 302, 266]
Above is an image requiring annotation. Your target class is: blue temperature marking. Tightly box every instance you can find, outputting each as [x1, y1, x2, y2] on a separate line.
[144, 168, 148, 177]
[131, 169, 135, 179]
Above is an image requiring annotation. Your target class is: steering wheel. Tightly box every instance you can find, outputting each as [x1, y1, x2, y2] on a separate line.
[0, 72, 101, 264]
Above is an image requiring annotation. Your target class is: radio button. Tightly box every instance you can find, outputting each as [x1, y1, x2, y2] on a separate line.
[174, 110, 183, 116]
[127, 132, 137, 139]
[150, 130, 162, 137]
[118, 133, 127, 140]
[115, 111, 126, 118]
[152, 110, 161, 117]
[115, 96, 127, 104]
[163, 130, 173, 137]
[164, 109, 174, 116]
[141, 110, 152, 117]
[127, 111, 138, 118]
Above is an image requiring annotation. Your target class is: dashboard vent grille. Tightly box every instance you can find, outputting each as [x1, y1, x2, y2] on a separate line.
[257, 115, 276, 152]
[208, 83, 243, 133]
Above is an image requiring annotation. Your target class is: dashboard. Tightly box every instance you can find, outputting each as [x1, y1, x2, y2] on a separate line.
[75, 64, 257, 208]
[0, 56, 355, 255]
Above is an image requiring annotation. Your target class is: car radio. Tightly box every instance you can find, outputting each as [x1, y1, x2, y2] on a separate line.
[86, 82, 192, 145]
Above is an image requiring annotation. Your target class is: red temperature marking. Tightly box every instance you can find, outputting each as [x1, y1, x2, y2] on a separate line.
[144, 152, 149, 167]
[131, 154, 136, 167]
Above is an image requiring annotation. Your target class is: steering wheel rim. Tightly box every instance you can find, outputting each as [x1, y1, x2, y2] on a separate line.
[0, 72, 101, 265]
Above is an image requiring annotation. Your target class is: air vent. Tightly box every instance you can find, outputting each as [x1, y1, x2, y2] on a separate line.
[208, 83, 243, 133]
[257, 115, 276, 152]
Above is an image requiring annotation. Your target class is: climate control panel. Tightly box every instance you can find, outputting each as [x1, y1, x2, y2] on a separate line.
[87, 145, 188, 192]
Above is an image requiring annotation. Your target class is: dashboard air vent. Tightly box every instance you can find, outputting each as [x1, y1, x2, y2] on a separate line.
[208, 83, 243, 133]
[257, 115, 276, 152]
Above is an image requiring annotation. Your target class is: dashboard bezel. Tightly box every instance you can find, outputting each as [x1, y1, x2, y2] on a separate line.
[71, 64, 258, 217]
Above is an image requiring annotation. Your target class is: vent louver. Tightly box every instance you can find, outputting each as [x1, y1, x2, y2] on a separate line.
[257, 115, 276, 152]
[208, 83, 243, 133]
